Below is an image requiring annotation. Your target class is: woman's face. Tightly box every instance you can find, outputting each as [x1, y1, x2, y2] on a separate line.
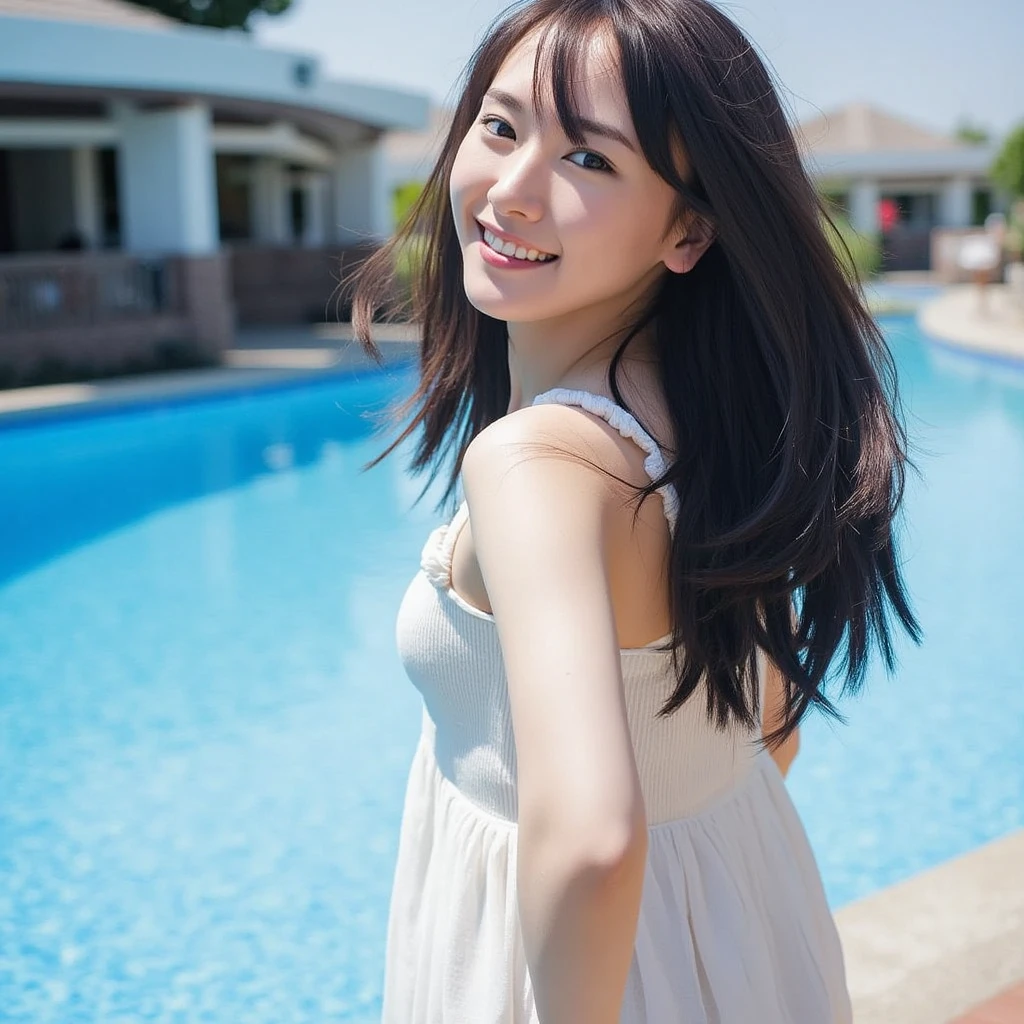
[449, 27, 694, 327]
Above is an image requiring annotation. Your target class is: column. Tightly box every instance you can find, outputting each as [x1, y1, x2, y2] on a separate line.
[71, 147, 101, 249]
[331, 137, 391, 245]
[113, 99, 217, 254]
[251, 157, 289, 244]
[941, 177, 973, 227]
[300, 170, 328, 247]
[112, 99, 230, 355]
[848, 179, 881, 234]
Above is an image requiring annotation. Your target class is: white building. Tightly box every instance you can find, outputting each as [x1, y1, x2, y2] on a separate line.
[0, 0, 428, 254]
[0, 0, 429, 383]
[797, 102, 1005, 271]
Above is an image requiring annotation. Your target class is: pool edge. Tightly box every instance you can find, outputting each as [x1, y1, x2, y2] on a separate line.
[0, 349, 418, 431]
[836, 828, 1024, 1024]
[918, 285, 1024, 369]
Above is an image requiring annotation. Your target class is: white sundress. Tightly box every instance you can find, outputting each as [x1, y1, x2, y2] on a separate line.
[382, 387, 852, 1024]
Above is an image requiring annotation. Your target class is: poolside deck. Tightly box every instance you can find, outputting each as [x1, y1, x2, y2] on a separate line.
[837, 829, 1024, 1023]
[919, 283, 1024, 363]
[0, 323, 418, 426]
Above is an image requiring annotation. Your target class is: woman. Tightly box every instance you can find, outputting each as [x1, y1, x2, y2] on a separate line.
[347, 0, 920, 1020]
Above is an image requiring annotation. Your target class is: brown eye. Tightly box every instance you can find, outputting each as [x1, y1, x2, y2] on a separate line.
[480, 116, 515, 140]
[566, 150, 612, 173]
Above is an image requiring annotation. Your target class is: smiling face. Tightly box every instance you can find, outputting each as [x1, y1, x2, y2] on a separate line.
[448, 22, 701, 330]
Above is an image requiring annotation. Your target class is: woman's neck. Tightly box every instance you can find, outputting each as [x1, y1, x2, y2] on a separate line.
[504, 270, 664, 413]
[506, 317, 658, 414]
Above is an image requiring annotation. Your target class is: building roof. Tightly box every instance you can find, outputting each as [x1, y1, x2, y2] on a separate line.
[795, 102, 997, 181]
[0, 0, 174, 30]
[797, 102, 964, 154]
[0, 3, 430, 134]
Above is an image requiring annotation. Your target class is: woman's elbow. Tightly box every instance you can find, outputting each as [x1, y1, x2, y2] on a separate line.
[522, 805, 647, 875]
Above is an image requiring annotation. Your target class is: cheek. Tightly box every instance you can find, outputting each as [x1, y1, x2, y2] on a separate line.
[559, 188, 665, 271]
[449, 139, 488, 223]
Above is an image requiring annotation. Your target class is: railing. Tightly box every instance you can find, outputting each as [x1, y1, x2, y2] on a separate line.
[880, 226, 933, 272]
[0, 253, 179, 333]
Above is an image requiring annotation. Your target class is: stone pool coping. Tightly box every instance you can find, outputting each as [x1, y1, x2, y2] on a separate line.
[0, 324, 417, 427]
[836, 829, 1024, 1023]
[6, 290, 1023, 426]
[0, 325, 417, 425]
[918, 284, 1024, 365]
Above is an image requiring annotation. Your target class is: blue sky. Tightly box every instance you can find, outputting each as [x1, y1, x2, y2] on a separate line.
[254, 0, 1021, 138]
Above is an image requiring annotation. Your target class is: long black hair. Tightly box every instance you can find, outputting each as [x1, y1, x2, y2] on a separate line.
[343, 0, 921, 745]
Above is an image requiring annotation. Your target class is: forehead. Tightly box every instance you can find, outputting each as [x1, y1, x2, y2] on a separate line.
[489, 22, 629, 123]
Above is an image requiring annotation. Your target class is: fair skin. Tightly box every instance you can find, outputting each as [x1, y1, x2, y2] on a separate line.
[450, 23, 797, 1024]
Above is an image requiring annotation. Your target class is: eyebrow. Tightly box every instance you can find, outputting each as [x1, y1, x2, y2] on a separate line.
[483, 87, 638, 154]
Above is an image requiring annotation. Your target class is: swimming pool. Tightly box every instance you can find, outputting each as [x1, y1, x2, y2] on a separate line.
[1, 316, 1022, 1022]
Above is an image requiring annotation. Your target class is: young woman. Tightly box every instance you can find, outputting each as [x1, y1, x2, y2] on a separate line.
[348, 0, 920, 1020]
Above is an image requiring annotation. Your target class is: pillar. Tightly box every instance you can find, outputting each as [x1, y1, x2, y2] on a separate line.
[71, 147, 101, 249]
[941, 177, 973, 227]
[251, 157, 289, 245]
[300, 170, 328, 247]
[113, 99, 217, 254]
[849, 179, 881, 234]
[331, 138, 391, 245]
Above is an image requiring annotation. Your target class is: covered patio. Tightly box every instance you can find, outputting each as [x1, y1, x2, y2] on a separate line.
[0, 0, 428, 385]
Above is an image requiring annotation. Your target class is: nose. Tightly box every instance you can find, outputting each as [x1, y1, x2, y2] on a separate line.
[486, 144, 546, 223]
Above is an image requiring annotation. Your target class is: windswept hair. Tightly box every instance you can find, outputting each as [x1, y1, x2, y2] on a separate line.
[342, 0, 921, 745]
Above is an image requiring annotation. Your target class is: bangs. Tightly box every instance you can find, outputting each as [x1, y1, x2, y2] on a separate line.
[528, 13, 612, 150]
[519, 5, 710, 235]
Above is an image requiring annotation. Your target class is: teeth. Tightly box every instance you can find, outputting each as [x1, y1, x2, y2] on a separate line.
[482, 227, 555, 262]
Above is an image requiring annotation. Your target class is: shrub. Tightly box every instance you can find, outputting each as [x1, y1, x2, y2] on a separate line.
[822, 213, 881, 280]
[992, 123, 1024, 200]
[393, 182, 425, 232]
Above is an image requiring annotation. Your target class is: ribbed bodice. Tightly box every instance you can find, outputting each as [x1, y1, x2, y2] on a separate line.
[394, 388, 766, 828]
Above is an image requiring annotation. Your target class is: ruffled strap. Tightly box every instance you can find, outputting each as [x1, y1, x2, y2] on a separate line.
[420, 500, 469, 589]
[531, 387, 679, 528]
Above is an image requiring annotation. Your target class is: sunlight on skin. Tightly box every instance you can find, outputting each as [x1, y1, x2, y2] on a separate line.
[448, 24, 714, 411]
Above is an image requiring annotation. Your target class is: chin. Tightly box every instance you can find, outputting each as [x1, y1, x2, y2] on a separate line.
[461, 272, 525, 321]
[465, 290, 513, 319]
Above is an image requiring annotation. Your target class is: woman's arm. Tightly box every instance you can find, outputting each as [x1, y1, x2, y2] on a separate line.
[462, 404, 648, 1024]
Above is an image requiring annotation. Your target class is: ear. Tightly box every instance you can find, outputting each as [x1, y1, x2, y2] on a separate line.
[662, 211, 716, 275]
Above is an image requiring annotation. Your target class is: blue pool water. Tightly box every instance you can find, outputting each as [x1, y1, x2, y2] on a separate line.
[1, 317, 1022, 1022]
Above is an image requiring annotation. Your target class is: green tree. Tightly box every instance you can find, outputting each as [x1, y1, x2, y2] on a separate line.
[992, 123, 1024, 199]
[953, 118, 991, 145]
[125, 0, 293, 31]
[822, 213, 881, 280]
[393, 181, 425, 231]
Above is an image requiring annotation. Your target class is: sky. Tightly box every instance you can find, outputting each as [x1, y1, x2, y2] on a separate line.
[254, 0, 1021, 138]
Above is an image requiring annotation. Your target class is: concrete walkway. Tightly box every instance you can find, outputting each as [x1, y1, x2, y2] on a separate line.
[836, 829, 1024, 1023]
[919, 284, 1024, 362]
[0, 323, 418, 426]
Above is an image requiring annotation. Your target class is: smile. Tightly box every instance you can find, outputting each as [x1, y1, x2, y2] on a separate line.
[476, 222, 558, 264]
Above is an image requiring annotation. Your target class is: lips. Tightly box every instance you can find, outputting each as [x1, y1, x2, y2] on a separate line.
[475, 220, 558, 261]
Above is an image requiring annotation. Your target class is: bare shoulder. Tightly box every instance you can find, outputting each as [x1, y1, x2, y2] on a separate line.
[462, 402, 651, 509]
[461, 399, 674, 650]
